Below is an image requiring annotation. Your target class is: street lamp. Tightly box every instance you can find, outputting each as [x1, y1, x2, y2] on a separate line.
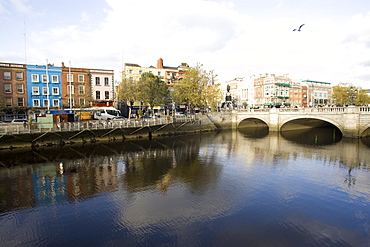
[347, 86, 358, 106]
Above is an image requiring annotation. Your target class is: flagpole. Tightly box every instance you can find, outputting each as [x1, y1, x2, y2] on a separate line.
[46, 59, 50, 110]
[69, 61, 72, 110]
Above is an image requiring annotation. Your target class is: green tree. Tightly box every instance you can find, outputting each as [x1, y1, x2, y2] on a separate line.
[116, 78, 141, 116]
[172, 64, 222, 111]
[139, 72, 169, 110]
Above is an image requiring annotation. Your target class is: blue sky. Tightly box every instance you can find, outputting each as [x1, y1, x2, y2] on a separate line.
[1, 0, 370, 88]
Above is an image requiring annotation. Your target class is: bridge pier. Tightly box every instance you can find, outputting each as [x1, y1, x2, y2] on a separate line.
[268, 107, 280, 132]
[342, 108, 360, 138]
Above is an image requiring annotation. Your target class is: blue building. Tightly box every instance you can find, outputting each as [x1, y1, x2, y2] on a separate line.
[26, 64, 62, 108]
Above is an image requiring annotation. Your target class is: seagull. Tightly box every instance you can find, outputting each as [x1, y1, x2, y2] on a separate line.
[293, 24, 305, 31]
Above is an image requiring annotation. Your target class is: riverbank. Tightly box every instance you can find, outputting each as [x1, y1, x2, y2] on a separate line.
[0, 113, 233, 150]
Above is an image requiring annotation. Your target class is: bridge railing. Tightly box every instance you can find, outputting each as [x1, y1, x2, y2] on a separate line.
[0, 115, 197, 136]
[236, 106, 370, 113]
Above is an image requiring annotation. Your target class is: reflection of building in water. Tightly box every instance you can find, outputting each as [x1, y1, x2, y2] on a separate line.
[0, 158, 120, 211]
[64, 157, 119, 199]
[0, 166, 35, 211]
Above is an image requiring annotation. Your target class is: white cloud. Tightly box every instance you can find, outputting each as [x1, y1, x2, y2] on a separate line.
[80, 11, 90, 22]
[2, 0, 370, 88]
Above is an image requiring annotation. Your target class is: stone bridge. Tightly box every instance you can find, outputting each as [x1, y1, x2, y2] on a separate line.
[232, 106, 370, 138]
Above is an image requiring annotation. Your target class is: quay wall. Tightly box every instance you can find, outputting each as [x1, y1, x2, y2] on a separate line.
[0, 114, 233, 150]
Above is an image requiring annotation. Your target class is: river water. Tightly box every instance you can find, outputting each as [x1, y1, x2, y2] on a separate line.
[0, 128, 370, 247]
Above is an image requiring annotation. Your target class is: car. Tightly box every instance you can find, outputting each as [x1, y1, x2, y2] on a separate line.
[11, 119, 27, 124]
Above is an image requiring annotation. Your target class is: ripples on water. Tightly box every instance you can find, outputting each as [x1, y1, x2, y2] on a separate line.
[0, 129, 370, 246]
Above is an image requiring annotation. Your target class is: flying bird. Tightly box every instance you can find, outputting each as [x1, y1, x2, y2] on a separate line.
[293, 24, 305, 31]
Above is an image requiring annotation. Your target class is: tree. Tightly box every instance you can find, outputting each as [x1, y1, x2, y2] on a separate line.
[332, 83, 370, 106]
[116, 78, 141, 117]
[172, 64, 222, 112]
[138, 72, 169, 110]
[332, 83, 350, 106]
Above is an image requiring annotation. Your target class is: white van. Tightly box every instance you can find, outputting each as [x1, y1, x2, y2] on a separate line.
[93, 107, 121, 120]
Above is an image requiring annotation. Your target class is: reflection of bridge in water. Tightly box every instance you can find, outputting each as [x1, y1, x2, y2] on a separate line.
[232, 106, 370, 138]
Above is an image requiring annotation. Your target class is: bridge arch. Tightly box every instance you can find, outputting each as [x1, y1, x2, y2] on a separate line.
[237, 117, 270, 129]
[280, 116, 343, 134]
[360, 124, 370, 137]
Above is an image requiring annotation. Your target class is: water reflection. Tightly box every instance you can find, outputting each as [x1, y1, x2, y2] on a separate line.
[1, 131, 370, 246]
[280, 126, 342, 146]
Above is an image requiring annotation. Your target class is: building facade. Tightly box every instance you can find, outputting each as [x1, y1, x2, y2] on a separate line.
[254, 74, 292, 107]
[26, 64, 62, 109]
[61, 62, 92, 108]
[0, 62, 28, 121]
[90, 69, 114, 107]
[300, 80, 332, 106]
[122, 58, 188, 87]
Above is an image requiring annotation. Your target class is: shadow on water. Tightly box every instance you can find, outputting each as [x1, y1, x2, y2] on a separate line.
[0, 134, 204, 167]
[280, 126, 342, 146]
[361, 136, 370, 148]
[237, 126, 269, 138]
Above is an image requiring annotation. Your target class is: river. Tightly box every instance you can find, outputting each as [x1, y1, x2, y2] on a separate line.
[0, 128, 370, 246]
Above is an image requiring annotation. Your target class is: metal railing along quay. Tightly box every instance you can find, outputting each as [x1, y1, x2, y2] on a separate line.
[0, 115, 196, 136]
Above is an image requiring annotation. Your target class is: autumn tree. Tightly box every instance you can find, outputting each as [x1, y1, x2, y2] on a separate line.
[332, 83, 370, 106]
[172, 64, 222, 112]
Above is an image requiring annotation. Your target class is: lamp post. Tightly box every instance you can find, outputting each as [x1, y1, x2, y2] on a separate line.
[347, 86, 358, 106]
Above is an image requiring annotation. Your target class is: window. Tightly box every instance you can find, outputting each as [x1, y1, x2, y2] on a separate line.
[67, 74, 74, 82]
[78, 75, 84, 82]
[43, 99, 49, 107]
[139, 70, 143, 74]
[95, 77, 100, 85]
[3, 71, 11, 80]
[67, 85, 74, 94]
[4, 83, 11, 93]
[42, 74, 48, 83]
[32, 74, 39, 82]
[52, 87, 59, 95]
[32, 87, 39, 95]
[16, 72, 23, 80]
[129, 77, 133, 82]
[68, 98, 74, 107]
[33, 99, 40, 107]
[17, 98, 24, 107]
[52, 75, 58, 83]
[158, 71, 161, 76]
[79, 98, 85, 106]
[96, 91, 101, 100]
[53, 99, 59, 107]
[104, 77, 109, 86]
[42, 87, 49, 95]
[16, 84, 24, 94]
[105, 91, 109, 99]
[78, 85, 85, 94]
[128, 69, 133, 74]
[5, 98, 12, 107]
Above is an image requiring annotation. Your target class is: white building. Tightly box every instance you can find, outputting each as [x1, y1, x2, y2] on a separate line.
[90, 69, 114, 106]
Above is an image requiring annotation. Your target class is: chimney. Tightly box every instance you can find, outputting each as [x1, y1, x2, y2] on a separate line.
[157, 58, 163, 69]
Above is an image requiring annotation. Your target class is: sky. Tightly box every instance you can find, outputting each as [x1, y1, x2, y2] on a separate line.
[1, 0, 370, 88]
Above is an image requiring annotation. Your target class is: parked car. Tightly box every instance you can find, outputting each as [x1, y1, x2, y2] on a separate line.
[11, 119, 27, 124]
